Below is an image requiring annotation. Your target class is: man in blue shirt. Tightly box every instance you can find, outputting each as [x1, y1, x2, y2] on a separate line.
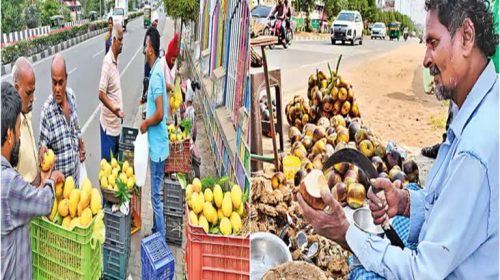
[298, 0, 499, 279]
[140, 28, 168, 238]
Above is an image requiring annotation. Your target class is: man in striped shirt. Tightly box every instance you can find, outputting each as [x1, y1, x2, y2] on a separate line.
[39, 54, 86, 182]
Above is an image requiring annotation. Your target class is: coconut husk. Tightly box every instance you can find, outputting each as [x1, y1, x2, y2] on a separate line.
[262, 261, 327, 280]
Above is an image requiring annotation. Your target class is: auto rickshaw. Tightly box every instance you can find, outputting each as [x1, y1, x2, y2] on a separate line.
[143, 5, 151, 28]
[88, 11, 98, 21]
[50, 15, 65, 30]
[388, 21, 401, 40]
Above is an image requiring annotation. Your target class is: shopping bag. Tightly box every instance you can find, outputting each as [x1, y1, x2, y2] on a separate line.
[134, 132, 149, 187]
[78, 162, 87, 186]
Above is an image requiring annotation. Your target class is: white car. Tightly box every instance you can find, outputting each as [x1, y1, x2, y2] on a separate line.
[371, 22, 386, 39]
[330, 10, 364, 45]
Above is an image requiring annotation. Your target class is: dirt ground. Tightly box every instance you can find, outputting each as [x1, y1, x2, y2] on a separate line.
[344, 42, 448, 148]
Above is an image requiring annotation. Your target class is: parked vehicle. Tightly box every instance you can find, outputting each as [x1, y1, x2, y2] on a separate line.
[49, 15, 65, 30]
[88, 11, 98, 21]
[330, 10, 363, 45]
[113, 0, 129, 31]
[251, 5, 273, 38]
[370, 22, 386, 40]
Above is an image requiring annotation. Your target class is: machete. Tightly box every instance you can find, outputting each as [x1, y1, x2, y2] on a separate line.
[323, 148, 405, 249]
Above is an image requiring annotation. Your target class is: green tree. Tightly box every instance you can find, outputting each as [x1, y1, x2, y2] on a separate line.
[26, 4, 41, 28]
[63, 6, 72, 22]
[1, 0, 26, 33]
[163, 0, 199, 22]
[41, 0, 62, 25]
[295, 0, 316, 31]
[323, 0, 347, 20]
[84, 0, 99, 17]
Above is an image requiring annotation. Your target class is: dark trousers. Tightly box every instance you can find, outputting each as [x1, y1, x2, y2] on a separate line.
[100, 124, 120, 161]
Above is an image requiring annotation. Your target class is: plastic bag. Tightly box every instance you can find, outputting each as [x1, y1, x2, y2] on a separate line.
[78, 162, 87, 187]
[134, 132, 149, 187]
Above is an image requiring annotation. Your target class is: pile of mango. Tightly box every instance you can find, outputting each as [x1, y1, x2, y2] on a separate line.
[169, 78, 183, 113]
[167, 124, 188, 142]
[186, 178, 247, 236]
[99, 157, 136, 191]
[48, 177, 103, 230]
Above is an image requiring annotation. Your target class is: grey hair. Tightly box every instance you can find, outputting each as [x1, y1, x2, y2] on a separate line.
[112, 23, 123, 40]
[425, 0, 497, 57]
[12, 57, 33, 85]
[51, 53, 67, 76]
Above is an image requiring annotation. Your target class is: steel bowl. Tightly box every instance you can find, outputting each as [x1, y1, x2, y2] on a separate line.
[353, 208, 384, 236]
[251, 232, 292, 280]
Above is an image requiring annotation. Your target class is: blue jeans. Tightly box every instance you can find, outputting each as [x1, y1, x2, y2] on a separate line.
[150, 159, 165, 237]
[100, 124, 119, 161]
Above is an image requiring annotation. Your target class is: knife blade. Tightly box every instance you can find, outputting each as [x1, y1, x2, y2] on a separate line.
[323, 148, 405, 249]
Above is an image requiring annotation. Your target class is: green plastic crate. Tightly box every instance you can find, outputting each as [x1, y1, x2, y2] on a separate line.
[30, 217, 102, 280]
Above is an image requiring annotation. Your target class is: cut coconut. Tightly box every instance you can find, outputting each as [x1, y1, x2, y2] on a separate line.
[298, 169, 329, 210]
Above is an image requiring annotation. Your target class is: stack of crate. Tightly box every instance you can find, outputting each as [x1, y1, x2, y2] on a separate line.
[162, 175, 185, 246]
[103, 204, 132, 279]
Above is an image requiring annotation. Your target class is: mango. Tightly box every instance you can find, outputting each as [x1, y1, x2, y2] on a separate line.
[63, 176, 75, 199]
[58, 199, 69, 217]
[80, 208, 93, 227]
[41, 149, 55, 172]
[90, 188, 102, 215]
[192, 178, 202, 193]
[230, 212, 242, 234]
[231, 185, 242, 209]
[213, 184, 223, 208]
[69, 189, 80, 218]
[222, 193, 233, 218]
[220, 217, 232, 236]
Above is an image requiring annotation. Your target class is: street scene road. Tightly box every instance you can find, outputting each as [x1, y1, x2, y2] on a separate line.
[2, 14, 163, 185]
[261, 37, 412, 94]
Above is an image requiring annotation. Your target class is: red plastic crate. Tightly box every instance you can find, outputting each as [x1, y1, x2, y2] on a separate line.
[165, 139, 191, 174]
[184, 205, 250, 280]
[131, 188, 142, 235]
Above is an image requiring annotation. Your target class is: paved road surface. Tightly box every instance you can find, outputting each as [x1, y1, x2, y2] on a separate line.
[257, 37, 418, 94]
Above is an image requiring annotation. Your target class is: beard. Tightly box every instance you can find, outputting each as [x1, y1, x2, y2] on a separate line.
[430, 64, 453, 101]
[10, 138, 20, 167]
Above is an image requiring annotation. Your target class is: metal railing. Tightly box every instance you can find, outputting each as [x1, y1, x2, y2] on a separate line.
[2, 26, 50, 45]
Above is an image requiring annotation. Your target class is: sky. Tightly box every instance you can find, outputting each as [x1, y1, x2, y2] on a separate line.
[393, 0, 426, 26]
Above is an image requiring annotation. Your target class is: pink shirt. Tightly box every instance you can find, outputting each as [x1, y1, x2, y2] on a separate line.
[99, 50, 123, 136]
[163, 59, 176, 89]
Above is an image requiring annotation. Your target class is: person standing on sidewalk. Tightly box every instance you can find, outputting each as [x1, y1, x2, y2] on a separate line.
[143, 16, 159, 78]
[141, 16, 160, 104]
[1, 82, 64, 279]
[140, 28, 168, 238]
[105, 16, 113, 54]
[11, 57, 40, 185]
[164, 32, 179, 93]
[39, 54, 86, 182]
[99, 24, 124, 161]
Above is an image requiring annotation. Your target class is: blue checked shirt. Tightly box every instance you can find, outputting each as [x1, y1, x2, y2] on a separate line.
[346, 61, 499, 279]
[39, 88, 82, 182]
[1, 156, 55, 280]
